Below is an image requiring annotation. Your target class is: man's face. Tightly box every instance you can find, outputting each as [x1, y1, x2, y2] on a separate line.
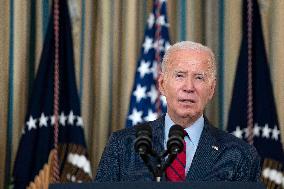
[159, 49, 216, 125]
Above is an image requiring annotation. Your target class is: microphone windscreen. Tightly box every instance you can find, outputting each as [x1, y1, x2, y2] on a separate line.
[134, 123, 152, 155]
[168, 124, 184, 138]
[135, 123, 152, 138]
[167, 124, 184, 154]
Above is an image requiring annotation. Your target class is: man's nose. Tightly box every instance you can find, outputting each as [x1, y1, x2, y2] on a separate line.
[182, 77, 194, 93]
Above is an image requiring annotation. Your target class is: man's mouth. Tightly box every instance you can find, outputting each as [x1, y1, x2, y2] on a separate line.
[178, 99, 195, 103]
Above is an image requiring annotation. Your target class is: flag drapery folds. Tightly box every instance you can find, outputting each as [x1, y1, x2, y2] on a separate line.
[13, 1, 92, 188]
[227, 0, 284, 188]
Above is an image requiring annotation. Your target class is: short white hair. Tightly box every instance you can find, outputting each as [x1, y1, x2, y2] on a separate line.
[161, 41, 216, 78]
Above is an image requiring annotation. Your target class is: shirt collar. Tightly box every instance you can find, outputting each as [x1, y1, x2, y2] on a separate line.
[164, 113, 204, 147]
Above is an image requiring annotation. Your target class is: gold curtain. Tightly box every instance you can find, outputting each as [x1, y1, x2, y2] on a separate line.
[0, 0, 284, 187]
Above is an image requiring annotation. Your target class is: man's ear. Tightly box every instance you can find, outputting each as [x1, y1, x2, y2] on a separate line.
[158, 73, 165, 96]
[208, 78, 216, 100]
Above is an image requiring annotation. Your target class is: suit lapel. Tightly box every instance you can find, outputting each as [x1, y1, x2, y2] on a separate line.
[186, 121, 222, 181]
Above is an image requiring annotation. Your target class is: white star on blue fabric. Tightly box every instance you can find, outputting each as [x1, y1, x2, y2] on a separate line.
[60, 112, 67, 126]
[147, 85, 159, 103]
[26, 116, 37, 131]
[156, 15, 168, 27]
[243, 127, 249, 138]
[68, 111, 75, 125]
[262, 124, 271, 138]
[147, 13, 155, 28]
[76, 116, 83, 127]
[144, 109, 158, 122]
[138, 60, 151, 78]
[271, 126, 280, 141]
[233, 126, 243, 139]
[142, 37, 153, 54]
[128, 108, 143, 125]
[39, 113, 48, 127]
[153, 39, 165, 52]
[51, 115, 56, 125]
[133, 84, 147, 102]
[150, 61, 159, 79]
[253, 123, 261, 136]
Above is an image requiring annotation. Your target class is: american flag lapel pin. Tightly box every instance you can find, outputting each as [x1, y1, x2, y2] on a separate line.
[212, 145, 219, 151]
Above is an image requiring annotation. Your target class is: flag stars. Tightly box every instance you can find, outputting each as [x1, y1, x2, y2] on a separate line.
[262, 124, 271, 138]
[233, 126, 243, 139]
[150, 61, 159, 79]
[39, 113, 48, 127]
[253, 123, 261, 137]
[51, 115, 57, 125]
[153, 39, 165, 52]
[243, 127, 249, 138]
[68, 111, 75, 125]
[128, 108, 143, 125]
[26, 116, 37, 131]
[60, 112, 67, 126]
[156, 15, 168, 27]
[147, 85, 159, 103]
[133, 84, 147, 102]
[23, 112, 85, 134]
[76, 116, 83, 127]
[144, 109, 158, 122]
[142, 37, 153, 54]
[272, 126, 280, 141]
[126, 3, 170, 127]
[138, 60, 151, 78]
[232, 123, 281, 141]
[147, 13, 155, 28]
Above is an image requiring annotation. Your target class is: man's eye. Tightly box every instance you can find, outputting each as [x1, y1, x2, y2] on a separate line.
[195, 75, 205, 80]
[176, 74, 184, 78]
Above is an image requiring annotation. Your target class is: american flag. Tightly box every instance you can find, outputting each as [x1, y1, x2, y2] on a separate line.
[227, 0, 284, 188]
[126, 0, 170, 128]
[13, 1, 92, 188]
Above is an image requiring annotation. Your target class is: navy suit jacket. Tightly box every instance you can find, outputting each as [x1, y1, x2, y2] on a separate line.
[95, 116, 261, 182]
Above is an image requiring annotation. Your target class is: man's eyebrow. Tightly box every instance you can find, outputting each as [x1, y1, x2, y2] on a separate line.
[194, 73, 206, 76]
[174, 70, 187, 74]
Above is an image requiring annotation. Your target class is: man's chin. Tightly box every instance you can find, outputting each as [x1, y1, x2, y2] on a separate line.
[178, 112, 196, 119]
[180, 110, 203, 119]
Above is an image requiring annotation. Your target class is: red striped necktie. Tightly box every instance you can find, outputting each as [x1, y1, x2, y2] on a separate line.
[165, 135, 186, 181]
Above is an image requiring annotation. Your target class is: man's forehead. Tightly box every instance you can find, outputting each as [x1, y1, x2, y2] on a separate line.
[169, 58, 211, 71]
[169, 51, 211, 63]
[170, 48, 210, 56]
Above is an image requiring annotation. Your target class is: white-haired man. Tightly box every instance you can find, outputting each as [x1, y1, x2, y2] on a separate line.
[95, 41, 261, 182]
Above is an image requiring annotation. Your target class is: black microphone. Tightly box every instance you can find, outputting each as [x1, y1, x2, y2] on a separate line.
[134, 123, 152, 155]
[167, 124, 185, 155]
[161, 124, 185, 172]
[134, 123, 156, 178]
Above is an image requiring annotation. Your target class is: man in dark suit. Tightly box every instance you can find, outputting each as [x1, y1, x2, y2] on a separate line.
[95, 41, 261, 182]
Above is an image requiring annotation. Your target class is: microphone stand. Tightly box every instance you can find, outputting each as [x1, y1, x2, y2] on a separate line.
[139, 149, 177, 182]
[135, 124, 184, 182]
